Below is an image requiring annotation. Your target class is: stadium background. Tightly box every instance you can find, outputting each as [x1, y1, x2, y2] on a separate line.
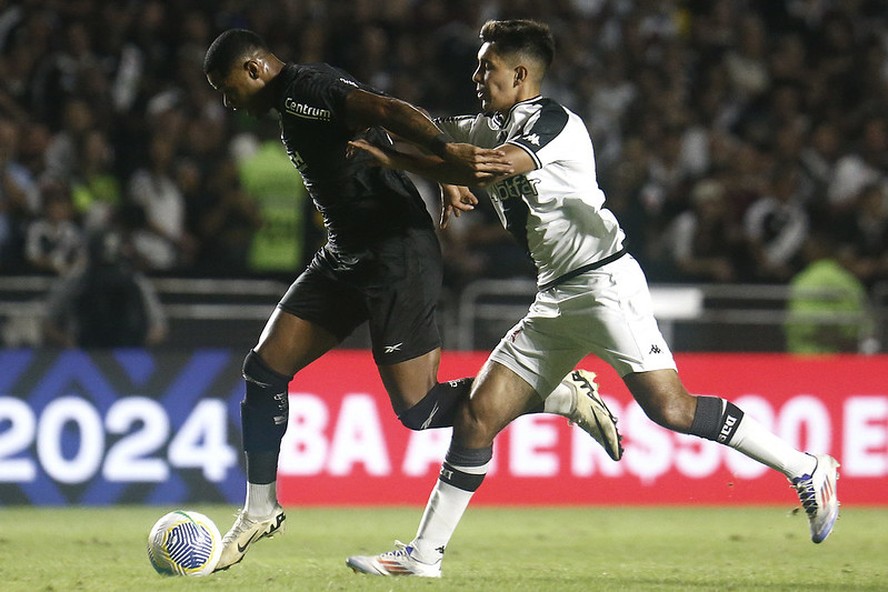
[0, 1, 886, 508]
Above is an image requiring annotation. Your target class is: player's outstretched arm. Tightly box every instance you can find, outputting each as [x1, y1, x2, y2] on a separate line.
[343, 89, 513, 181]
[349, 135, 535, 190]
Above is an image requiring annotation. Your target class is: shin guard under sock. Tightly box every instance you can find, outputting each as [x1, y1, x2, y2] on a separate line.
[241, 350, 292, 484]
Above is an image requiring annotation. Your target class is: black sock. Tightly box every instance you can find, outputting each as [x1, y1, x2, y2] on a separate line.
[241, 350, 292, 483]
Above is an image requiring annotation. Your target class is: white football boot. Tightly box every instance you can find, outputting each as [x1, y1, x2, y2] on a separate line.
[564, 370, 623, 461]
[214, 504, 286, 571]
[347, 541, 442, 577]
[790, 454, 840, 543]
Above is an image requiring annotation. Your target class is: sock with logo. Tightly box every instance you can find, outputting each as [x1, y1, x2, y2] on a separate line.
[241, 350, 292, 488]
[689, 396, 815, 478]
[398, 378, 473, 430]
[410, 444, 492, 564]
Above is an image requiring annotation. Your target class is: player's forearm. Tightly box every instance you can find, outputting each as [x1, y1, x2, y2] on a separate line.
[346, 90, 449, 156]
[381, 147, 484, 186]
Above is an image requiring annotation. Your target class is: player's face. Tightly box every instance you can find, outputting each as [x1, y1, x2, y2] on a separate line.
[472, 42, 520, 113]
[206, 62, 268, 117]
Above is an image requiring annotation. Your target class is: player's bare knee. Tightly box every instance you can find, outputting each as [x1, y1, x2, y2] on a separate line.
[451, 403, 495, 445]
[628, 374, 696, 432]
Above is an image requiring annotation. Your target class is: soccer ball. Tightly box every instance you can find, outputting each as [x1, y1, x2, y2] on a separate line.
[147, 510, 222, 576]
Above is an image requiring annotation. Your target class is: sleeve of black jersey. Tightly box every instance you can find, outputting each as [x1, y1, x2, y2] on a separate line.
[507, 101, 569, 170]
[289, 65, 379, 120]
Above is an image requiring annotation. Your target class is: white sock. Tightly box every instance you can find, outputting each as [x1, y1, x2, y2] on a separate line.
[728, 412, 817, 479]
[411, 480, 475, 564]
[543, 379, 573, 416]
[245, 481, 277, 518]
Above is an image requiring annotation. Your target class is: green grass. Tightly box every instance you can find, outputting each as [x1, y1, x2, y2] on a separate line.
[0, 505, 885, 591]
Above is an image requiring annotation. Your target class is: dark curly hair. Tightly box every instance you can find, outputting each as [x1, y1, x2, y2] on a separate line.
[203, 29, 269, 77]
[479, 19, 555, 70]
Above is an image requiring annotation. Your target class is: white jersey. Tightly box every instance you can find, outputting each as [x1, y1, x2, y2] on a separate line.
[437, 96, 625, 289]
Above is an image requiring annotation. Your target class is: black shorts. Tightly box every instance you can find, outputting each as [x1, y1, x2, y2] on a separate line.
[278, 227, 443, 364]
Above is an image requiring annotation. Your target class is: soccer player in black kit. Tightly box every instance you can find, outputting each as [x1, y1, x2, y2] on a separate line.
[203, 28, 622, 571]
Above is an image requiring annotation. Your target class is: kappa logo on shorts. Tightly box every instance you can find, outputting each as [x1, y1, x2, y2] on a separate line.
[384, 342, 403, 354]
[649, 344, 662, 354]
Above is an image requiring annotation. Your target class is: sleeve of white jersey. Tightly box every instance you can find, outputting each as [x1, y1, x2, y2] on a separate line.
[434, 115, 477, 143]
[507, 102, 573, 170]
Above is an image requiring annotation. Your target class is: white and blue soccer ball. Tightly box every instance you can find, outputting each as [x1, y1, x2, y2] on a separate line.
[147, 510, 222, 576]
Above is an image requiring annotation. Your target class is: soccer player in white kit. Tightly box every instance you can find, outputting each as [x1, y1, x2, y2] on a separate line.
[346, 19, 840, 578]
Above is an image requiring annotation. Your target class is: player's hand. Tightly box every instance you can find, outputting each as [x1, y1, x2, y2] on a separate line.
[442, 142, 513, 179]
[439, 184, 477, 229]
[347, 139, 398, 167]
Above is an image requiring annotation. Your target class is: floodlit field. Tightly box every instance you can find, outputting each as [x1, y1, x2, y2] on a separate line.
[0, 505, 885, 591]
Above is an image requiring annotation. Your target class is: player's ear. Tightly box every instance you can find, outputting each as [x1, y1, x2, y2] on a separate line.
[514, 65, 528, 86]
[245, 59, 261, 80]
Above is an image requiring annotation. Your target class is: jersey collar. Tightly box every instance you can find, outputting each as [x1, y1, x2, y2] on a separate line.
[487, 95, 544, 130]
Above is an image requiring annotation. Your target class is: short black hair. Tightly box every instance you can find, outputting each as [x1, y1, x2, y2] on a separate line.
[203, 29, 269, 77]
[479, 19, 555, 70]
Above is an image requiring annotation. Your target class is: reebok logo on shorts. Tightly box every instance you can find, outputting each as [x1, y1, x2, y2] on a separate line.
[384, 342, 403, 354]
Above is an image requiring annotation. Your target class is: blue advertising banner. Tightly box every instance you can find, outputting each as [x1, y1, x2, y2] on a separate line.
[0, 349, 246, 505]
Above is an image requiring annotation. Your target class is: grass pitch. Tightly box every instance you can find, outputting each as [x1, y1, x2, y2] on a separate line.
[0, 505, 884, 591]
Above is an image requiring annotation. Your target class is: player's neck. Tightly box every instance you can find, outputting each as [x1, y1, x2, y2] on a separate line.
[498, 89, 542, 114]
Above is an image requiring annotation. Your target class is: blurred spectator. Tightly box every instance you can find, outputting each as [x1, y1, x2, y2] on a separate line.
[24, 180, 82, 275]
[743, 163, 810, 282]
[127, 133, 194, 270]
[0, 116, 39, 269]
[837, 183, 888, 289]
[661, 179, 744, 283]
[723, 14, 770, 104]
[70, 129, 122, 231]
[183, 157, 260, 275]
[233, 129, 308, 275]
[638, 124, 695, 224]
[800, 121, 842, 204]
[827, 115, 888, 212]
[43, 97, 96, 182]
[785, 228, 870, 354]
[43, 229, 167, 348]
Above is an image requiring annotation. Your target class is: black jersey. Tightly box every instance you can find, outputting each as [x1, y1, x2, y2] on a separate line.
[274, 63, 433, 251]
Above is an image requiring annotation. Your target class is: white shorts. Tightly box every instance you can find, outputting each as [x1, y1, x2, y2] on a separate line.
[489, 254, 677, 397]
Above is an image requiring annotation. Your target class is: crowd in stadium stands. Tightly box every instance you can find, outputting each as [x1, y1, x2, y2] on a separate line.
[1, 0, 887, 297]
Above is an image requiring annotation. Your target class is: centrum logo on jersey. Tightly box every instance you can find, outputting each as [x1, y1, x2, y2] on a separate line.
[284, 98, 332, 121]
[490, 174, 539, 202]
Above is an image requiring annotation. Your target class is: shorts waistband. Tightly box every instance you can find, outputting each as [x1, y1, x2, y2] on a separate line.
[538, 248, 628, 292]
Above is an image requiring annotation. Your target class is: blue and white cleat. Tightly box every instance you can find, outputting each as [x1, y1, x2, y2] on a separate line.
[791, 454, 840, 543]
[347, 541, 442, 577]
